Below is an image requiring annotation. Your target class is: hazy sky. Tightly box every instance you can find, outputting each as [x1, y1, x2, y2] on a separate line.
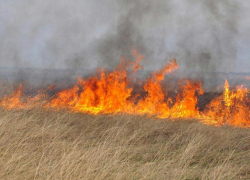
[0, 0, 250, 72]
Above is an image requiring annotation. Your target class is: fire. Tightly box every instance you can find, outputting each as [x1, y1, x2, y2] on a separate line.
[135, 59, 178, 117]
[0, 85, 26, 109]
[0, 51, 250, 128]
[45, 58, 134, 114]
[0, 85, 48, 110]
[168, 80, 204, 118]
[203, 80, 250, 127]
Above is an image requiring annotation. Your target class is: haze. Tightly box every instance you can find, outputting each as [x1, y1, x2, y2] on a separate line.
[0, 0, 250, 73]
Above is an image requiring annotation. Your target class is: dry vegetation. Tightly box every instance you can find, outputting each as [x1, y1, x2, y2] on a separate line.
[0, 109, 250, 180]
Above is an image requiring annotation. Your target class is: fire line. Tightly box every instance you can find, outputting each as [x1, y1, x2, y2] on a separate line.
[0, 51, 249, 128]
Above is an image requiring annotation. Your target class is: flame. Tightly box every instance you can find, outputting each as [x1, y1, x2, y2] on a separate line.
[135, 59, 178, 117]
[0, 51, 250, 128]
[203, 79, 250, 127]
[46, 60, 134, 115]
[168, 80, 204, 118]
[0, 85, 26, 109]
[0, 85, 47, 109]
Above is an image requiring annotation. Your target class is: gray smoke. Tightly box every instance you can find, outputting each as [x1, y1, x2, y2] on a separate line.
[0, 0, 250, 76]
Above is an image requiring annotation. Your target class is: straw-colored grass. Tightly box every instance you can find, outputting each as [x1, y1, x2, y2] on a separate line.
[0, 109, 249, 180]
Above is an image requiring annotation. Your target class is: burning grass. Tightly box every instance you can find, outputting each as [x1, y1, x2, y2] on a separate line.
[1, 52, 250, 128]
[0, 109, 249, 179]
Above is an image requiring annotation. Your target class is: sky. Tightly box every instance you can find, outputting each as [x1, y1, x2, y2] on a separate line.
[0, 0, 250, 73]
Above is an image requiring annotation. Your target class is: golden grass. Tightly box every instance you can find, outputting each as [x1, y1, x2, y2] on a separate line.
[0, 109, 249, 180]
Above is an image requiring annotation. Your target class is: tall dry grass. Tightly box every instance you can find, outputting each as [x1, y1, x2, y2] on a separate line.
[0, 108, 249, 179]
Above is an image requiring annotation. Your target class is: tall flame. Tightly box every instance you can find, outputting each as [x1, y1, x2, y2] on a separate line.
[203, 80, 250, 127]
[0, 51, 250, 128]
[135, 59, 178, 117]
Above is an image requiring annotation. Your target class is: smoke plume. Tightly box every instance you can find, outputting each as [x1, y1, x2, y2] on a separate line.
[0, 0, 250, 79]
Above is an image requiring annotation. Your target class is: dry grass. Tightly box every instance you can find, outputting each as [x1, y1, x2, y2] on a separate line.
[0, 109, 250, 180]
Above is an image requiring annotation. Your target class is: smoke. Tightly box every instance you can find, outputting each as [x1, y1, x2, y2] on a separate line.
[0, 0, 249, 74]
[98, 0, 242, 72]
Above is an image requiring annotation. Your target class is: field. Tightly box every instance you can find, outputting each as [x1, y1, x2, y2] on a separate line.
[0, 109, 250, 180]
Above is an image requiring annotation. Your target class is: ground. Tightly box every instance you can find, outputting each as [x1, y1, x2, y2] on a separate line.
[0, 109, 249, 180]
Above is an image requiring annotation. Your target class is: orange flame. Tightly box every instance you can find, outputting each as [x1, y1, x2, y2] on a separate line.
[0, 85, 48, 110]
[46, 60, 134, 115]
[135, 59, 178, 117]
[1, 52, 250, 128]
[168, 80, 204, 118]
[203, 80, 250, 127]
[0, 85, 26, 109]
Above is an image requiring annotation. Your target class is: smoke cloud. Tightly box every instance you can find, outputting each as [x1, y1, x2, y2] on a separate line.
[0, 0, 250, 74]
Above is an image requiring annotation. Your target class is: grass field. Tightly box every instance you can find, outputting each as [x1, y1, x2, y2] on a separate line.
[0, 109, 250, 180]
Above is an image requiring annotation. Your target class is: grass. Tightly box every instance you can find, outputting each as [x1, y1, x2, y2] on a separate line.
[0, 109, 249, 179]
